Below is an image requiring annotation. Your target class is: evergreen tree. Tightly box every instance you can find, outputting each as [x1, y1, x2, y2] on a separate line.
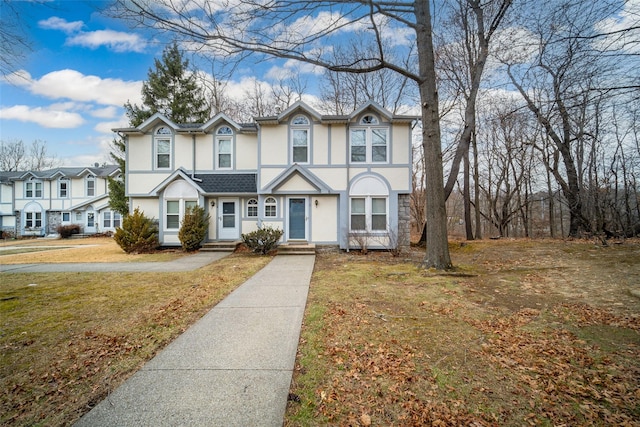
[110, 41, 211, 214]
[125, 41, 210, 125]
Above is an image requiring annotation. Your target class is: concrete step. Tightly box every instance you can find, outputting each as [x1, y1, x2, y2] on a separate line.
[201, 241, 240, 252]
[277, 242, 316, 255]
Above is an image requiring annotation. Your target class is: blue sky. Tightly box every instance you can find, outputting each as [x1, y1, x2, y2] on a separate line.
[0, 0, 302, 167]
[0, 1, 161, 166]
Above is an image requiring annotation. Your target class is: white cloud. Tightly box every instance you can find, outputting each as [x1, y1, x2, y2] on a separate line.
[90, 106, 119, 119]
[67, 30, 147, 53]
[0, 105, 85, 128]
[594, 0, 640, 54]
[94, 116, 129, 134]
[15, 69, 142, 107]
[38, 16, 84, 33]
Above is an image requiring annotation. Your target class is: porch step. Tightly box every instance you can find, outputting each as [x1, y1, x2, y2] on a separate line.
[201, 241, 240, 252]
[277, 242, 316, 255]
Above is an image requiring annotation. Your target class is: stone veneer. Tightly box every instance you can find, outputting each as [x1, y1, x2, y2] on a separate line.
[398, 193, 411, 251]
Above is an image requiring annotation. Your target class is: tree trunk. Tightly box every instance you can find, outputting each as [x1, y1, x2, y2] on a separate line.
[416, 0, 451, 269]
[463, 149, 474, 239]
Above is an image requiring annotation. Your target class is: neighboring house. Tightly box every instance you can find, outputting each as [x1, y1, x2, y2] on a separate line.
[115, 101, 415, 250]
[1, 165, 121, 237]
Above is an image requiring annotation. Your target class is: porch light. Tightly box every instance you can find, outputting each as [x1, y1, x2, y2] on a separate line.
[315, 199, 319, 207]
[210, 200, 216, 207]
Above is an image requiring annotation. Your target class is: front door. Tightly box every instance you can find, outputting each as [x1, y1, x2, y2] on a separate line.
[288, 198, 306, 240]
[218, 198, 239, 240]
[85, 210, 96, 234]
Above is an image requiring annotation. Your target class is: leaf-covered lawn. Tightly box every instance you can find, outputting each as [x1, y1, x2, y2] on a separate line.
[286, 240, 640, 426]
[0, 253, 270, 426]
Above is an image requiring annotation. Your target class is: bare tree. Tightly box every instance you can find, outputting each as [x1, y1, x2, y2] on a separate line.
[0, 139, 58, 171]
[502, 0, 639, 237]
[110, 0, 452, 268]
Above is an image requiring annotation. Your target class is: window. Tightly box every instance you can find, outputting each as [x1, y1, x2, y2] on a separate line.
[349, 115, 388, 163]
[350, 198, 366, 231]
[166, 200, 180, 229]
[349, 197, 388, 232]
[155, 126, 172, 169]
[26, 181, 43, 198]
[165, 200, 198, 230]
[75, 212, 83, 221]
[86, 176, 95, 197]
[103, 211, 122, 228]
[25, 212, 42, 228]
[264, 197, 277, 217]
[291, 115, 309, 163]
[247, 199, 258, 217]
[216, 126, 233, 169]
[59, 179, 69, 198]
[62, 212, 70, 222]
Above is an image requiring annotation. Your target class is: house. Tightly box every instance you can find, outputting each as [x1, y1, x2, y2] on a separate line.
[114, 101, 416, 250]
[1, 165, 121, 237]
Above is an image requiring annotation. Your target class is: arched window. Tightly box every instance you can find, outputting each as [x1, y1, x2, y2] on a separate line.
[350, 114, 387, 163]
[349, 175, 389, 233]
[155, 126, 172, 169]
[216, 126, 233, 169]
[361, 115, 379, 125]
[247, 199, 258, 217]
[291, 115, 310, 163]
[264, 197, 277, 217]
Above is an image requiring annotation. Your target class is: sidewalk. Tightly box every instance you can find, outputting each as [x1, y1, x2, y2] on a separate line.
[74, 254, 315, 427]
[1, 251, 228, 273]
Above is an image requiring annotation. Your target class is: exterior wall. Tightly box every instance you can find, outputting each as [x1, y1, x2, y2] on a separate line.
[236, 134, 257, 170]
[128, 136, 153, 170]
[260, 127, 288, 165]
[397, 193, 411, 250]
[310, 195, 338, 243]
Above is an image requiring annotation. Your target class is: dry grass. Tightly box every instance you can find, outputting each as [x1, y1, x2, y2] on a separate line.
[285, 239, 640, 426]
[0, 237, 185, 264]
[1, 252, 271, 426]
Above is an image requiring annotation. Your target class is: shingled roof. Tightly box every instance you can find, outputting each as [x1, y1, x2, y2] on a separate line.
[193, 173, 257, 194]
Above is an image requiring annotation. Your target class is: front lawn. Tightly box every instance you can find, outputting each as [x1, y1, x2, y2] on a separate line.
[286, 240, 640, 426]
[0, 253, 270, 426]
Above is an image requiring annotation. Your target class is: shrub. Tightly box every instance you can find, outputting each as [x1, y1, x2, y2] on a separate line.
[57, 224, 81, 239]
[178, 205, 210, 251]
[241, 226, 283, 255]
[114, 208, 159, 254]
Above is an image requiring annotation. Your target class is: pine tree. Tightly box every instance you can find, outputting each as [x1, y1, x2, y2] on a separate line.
[110, 41, 211, 214]
[125, 41, 210, 125]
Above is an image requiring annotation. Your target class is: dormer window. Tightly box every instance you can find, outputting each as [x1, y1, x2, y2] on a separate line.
[216, 126, 233, 170]
[86, 175, 95, 197]
[291, 115, 310, 164]
[155, 126, 172, 169]
[350, 114, 388, 163]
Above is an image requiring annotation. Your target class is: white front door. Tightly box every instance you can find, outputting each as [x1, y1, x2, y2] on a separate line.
[218, 198, 239, 240]
[85, 210, 96, 233]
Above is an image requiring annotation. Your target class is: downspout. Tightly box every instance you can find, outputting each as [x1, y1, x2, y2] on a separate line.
[190, 133, 202, 182]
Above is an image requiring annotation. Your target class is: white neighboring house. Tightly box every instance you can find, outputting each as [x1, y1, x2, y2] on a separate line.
[114, 101, 416, 250]
[1, 165, 121, 237]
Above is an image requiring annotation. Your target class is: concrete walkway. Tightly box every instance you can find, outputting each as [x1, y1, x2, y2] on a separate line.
[1, 251, 228, 273]
[74, 255, 315, 427]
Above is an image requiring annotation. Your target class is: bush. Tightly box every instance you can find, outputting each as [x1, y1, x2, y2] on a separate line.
[57, 224, 81, 239]
[178, 205, 210, 251]
[114, 208, 159, 254]
[241, 226, 283, 255]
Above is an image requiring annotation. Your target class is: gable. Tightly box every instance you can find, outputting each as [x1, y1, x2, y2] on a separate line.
[276, 173, 319, 192]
